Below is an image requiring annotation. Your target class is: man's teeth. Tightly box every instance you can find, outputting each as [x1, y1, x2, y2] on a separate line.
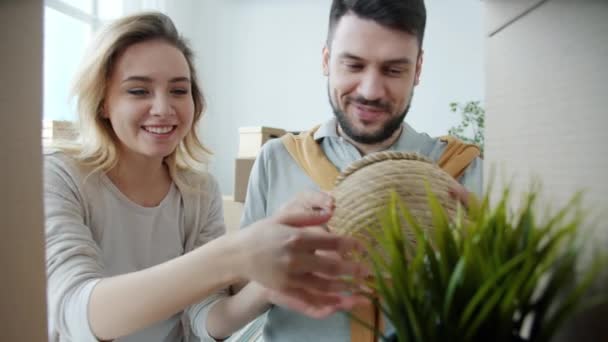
[144, 126, 174, 134]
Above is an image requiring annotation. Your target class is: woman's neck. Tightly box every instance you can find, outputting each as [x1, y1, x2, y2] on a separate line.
[106, 153, 172, 207]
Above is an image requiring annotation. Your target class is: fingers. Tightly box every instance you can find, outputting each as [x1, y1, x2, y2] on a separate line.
[287, 272, 357, 293]
[448, 185, 469, 206]
[265, 287, 365, 319]
[265, 288, 339, 318]
[272, 192, 335, 227]
[295, 191, 334, 211]
[301, 253, 363, 278]
[284, 248, 368, 281]
[286, 228, 362, 255]
[282, 227, 369, 281]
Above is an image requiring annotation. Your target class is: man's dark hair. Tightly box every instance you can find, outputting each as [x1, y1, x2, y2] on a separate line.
[326, 0, 426, 49]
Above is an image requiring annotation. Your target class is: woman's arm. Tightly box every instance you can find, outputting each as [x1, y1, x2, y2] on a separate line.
[88, 236, 245, 340]
[45, 157, 248, 341]
[89, 193, 363, 341]
[205, 282, 270, 340]
[203, 192, 368, 340]
[46, 157, 364, 341]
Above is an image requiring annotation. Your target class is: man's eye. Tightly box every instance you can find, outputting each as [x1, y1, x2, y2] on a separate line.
[345, 63, 363, 71]
[386, 68, 405, 76]
[127, 89, 148, 96]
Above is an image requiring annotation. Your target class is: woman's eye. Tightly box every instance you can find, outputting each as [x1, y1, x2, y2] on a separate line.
[171, 88, 189, 95]
[127, 88, 148, 96]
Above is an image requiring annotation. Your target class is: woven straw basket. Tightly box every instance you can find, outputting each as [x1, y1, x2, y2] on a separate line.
[327, 151, 461, 259]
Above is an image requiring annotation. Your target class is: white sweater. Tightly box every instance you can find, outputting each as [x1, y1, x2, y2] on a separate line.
[44, 152, 227, 342]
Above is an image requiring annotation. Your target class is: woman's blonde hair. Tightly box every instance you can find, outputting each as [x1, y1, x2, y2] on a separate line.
[60, 12, 210, 188]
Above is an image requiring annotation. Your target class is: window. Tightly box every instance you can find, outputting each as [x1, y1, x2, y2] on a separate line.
[43, 0, 125, 122]
[43, 0, 168, 145]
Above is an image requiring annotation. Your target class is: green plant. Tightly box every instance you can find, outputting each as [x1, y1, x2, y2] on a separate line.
[448, 101, 485, 153]
[353, 188, 606, 342]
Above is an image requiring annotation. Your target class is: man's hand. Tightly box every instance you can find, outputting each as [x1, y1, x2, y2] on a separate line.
[449, 184, 471, 206]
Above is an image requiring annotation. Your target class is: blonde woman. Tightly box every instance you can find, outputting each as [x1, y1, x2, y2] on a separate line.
[44, 12, 365, 342]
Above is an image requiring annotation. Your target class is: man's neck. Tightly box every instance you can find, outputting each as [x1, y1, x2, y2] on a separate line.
[337, 124, 404, 156]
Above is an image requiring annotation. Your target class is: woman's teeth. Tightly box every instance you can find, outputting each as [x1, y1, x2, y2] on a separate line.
[143, 126, 174, 134]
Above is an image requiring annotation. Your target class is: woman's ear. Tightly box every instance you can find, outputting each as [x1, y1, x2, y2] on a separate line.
[99, 103, 108, 118]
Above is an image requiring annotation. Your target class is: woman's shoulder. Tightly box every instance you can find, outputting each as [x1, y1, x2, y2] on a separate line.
[44, 150, 82, 177]
[176, 168, 221, 197]
[43, 149, 98, 190]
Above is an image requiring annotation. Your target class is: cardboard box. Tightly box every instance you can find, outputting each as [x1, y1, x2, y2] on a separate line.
[234, 157, 255, 202]
[238, 126, 286, 158]
[42, 120, 78, 146]
[222, 196, 244, 234]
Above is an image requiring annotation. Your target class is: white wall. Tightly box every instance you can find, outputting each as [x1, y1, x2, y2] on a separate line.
[0, 0, 48, 341]
[174, 0, 485, 195]
[485, 0, 608, 224]
[484, 0, 608, 340]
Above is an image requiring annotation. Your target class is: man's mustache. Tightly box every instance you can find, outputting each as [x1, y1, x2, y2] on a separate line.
[346, 96, 391, 112]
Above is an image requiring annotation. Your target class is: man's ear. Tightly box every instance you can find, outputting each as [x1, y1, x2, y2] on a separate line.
[322, 46, 330, 76]
[414, 49, 424, 86]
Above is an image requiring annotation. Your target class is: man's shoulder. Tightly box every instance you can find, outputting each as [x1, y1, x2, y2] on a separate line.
[257, 137, 293, 164]
[261, 136, 289, 153]
[397, 124, 447, 160]
[249, 134, 316, 185]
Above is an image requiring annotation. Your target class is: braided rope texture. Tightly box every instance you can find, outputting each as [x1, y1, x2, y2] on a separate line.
[328, 151, 460, 260]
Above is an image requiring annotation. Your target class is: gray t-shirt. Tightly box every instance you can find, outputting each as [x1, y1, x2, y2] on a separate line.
[240, 119, 483, 342]
[44, 152, 226, 342]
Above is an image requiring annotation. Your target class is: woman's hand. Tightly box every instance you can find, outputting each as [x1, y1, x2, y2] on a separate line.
[235, 192, 367, 317]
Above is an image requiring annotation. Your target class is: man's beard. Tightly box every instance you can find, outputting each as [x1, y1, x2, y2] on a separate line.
[329, 88, 413, 145]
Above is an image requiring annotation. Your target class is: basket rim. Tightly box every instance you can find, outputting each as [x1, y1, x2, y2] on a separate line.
[334, 151, 434, 186]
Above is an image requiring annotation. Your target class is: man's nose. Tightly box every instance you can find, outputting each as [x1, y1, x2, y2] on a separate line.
[357, 70, 386, 102]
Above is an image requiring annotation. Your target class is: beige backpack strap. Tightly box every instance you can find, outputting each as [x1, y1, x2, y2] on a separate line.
[280, 125, 340, 191]
[281, 126, 380, 341]
[350, 301, 383, 342]
[437, 135, 481, 179]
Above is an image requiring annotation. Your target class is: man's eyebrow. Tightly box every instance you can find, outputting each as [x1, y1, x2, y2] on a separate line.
[338, 52, 364, 61]
[337, 53, 413, 65]
[383, 57, 413, 65]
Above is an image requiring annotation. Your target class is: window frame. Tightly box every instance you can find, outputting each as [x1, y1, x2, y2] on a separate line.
[42, 0, 106, 142]
[45, 0, 102, 30]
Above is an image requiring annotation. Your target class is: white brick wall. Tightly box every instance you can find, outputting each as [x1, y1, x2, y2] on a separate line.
[485, 0, 608, 224]
[484, 0, 608, 339]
